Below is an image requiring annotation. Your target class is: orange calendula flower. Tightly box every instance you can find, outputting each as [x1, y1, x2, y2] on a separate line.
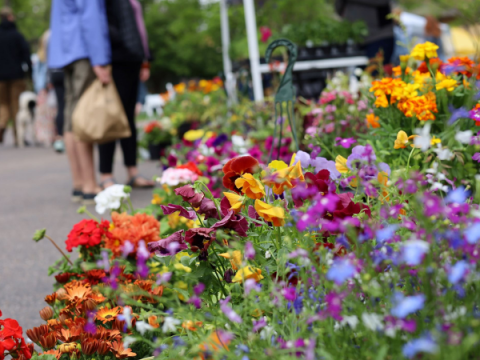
[219, 250, 242, 270]
[366, 113, 380, 128]
[410, 41, 439, 60]
[234, 173, 265, 199]
[254, 200, 285, 226]
[96, 306, 122, 324]
[232, 266, 264, 283]
[263, 161, 304, 195]
[394, 131, 417, 149]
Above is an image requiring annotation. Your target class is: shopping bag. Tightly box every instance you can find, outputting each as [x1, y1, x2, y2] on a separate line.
[72, 79, 131, 143]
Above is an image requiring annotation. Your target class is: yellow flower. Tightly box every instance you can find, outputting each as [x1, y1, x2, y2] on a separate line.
[374, 93, 389, 108]
[436, 78, 458, 92]
[263, 161, 305, 195]
[174, 281, 188, 301]
[151, 193, 163, 205]
[219, 250, 242, 270]
[254, 199, 285, 227]
[174, 83, 186, 94]
[431, 136, 441, 145]
[410, 41, 439, 60]
[289, 153, 297, 166]
[183, 129, 205, 142]
[335, 155, 349, 174]
[268, 160, 288, 171]
[399, 55, 410, 63]
[58, 343, 77, 353]
[174, 263, 192, 273]
[232, 266, 264, 283]
[235, 174, 266, 200]
[223, 192, 244, 212]
[167, 212, 180, 229]
[394, 131, 417, 149]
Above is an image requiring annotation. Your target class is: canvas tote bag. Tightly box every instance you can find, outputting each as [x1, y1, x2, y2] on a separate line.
[72, 78, 131, 143]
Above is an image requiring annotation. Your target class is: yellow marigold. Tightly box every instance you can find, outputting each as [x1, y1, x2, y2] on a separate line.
[254, 200, 285, 227]
[219, 250, 242, 271]
[374, 93, 389, 108]
[410, 41, 439, 60]
[399, 55, 410, 63]
[263, 162, 305, 195]
[436, 78, 458, 92]
[366, 113, 380, 128]
[394, 131, 417, 149]
[223, 192, 244, 213]
[335, 155, 349, 174]
[232, 266, 264, 283]
[234, 173, 266, 200]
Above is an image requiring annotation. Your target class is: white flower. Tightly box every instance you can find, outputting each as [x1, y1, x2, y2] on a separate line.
[341, 315, 359, 330]
[361, 313, 384, 331]
[162, 316, 180, 333]
[94, 184, 130, 214]
[232, 135, 247, 154]
[413, 123, 431, 152]
[135, 321, 154, 335]
[123, 336, 136, 349]
[119, 307, 132, 328]
[455, 130, 472, 144]
[265, 251, 271, 259]
[159, 168, 198, 186]
[354, 68, 363, 76]
[260, 325, 276, 340]
[433, 145, 454, 161]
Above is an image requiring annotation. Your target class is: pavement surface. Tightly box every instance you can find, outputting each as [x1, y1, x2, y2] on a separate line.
[0, 130, 160, 333]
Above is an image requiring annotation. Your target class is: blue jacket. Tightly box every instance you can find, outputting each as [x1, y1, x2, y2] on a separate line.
[48, 0, 111, 69]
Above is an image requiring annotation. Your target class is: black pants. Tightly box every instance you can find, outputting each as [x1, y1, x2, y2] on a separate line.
[98, 62, 141, 174]
[50, 70, 65, 136]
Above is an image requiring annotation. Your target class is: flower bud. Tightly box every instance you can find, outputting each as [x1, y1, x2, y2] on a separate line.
[224, 268, 234, 283]
[39, 307, 54, 321]
[56, 288, 67, 301]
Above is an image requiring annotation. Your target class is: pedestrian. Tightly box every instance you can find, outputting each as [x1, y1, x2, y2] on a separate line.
[0, 7, 31, 145]
[98, 0, 155, 189]
[50, 69, 65, 153]
[48, 0, 112, 204]
[335, 0, 395, 64]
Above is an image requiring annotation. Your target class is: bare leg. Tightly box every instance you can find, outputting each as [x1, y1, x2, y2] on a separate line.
[75, 139, 100, 194]
[100, 173, 116, 189]
[64, 132, 83, 190]
[127, 166, 154, 187]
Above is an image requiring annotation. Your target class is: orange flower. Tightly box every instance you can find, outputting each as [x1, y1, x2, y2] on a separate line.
[110, 341, 136, 359]
[366, 113, 380, 128]
[222, 155, 259, 193]
[234, 173, 265, 199]
[254, 200, 285, 226]
[199, 331, 232, 360]
[182, 320, 203, 331]
[176, 161, 203, 176]
[148, 316, 160, 328]
[263, 161, 304, 195]
[96, 306, 122, 324]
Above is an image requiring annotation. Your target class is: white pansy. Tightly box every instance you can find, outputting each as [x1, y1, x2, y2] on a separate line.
[455, 130, 472, 144]
[361, 313, 384, 331]
[135, 321, 154, 335]
[341, 315, 359, 330]
[94, 184, 130, 215]
[413, 123, 431, 151]
[162, 316, 181, 333]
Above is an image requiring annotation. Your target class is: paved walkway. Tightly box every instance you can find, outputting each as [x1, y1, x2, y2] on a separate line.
[0, 133, 159, 332]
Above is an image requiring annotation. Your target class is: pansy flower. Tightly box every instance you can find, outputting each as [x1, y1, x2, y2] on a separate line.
[394, 131, 417, 149]
[234, 173, 265, 199]
[263, 162, 305, 195]
[254, 200, 285, 226]
[222, 155, 259, 193]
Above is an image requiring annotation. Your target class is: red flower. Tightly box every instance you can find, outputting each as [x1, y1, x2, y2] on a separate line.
[1, 319, 23, 339]
[176, 161, 202, 176]
[222, 155, 259, 193]
[332, 193, 371, 219]
[65, 219, 111, 252]
[144, 121, 161, 133]
[174, 185, 205, 207]
[417, 58, 443, 73]
[54, 272, 78, 284]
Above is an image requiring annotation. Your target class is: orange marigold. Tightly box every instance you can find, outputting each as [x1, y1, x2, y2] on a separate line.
[366, 113, 380, 128]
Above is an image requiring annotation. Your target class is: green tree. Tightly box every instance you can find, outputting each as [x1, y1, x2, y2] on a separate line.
[2, 0, 50, 43]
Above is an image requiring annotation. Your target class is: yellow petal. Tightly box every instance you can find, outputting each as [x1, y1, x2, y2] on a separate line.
[183, 129, 205, 142]
[335, 155, 349, 174]
[268, 160, 288, 171]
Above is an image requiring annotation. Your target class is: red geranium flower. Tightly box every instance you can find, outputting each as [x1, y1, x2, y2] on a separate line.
[222, 155, 259, 193]
[65, 219, 111, 252]
[176, 161, 202, 176]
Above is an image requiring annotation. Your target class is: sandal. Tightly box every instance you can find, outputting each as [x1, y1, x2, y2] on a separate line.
[127, 175, 155, 189]
[82, 193, 97, 206]
[71, 189, 83, 203]
[99, 177, 117, 190]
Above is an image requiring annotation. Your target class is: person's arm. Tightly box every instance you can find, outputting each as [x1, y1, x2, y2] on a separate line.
[77, 0, 111, 67]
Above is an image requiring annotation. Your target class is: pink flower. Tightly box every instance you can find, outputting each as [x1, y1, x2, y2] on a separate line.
[335, 137, 357, 148]
[260, 26, 272, 43]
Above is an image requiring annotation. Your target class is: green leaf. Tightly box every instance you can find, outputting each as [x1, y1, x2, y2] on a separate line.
[33, 228, 46, 242]
[374, 345, 389, 360]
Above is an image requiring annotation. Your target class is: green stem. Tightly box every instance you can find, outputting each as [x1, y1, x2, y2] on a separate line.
[127, 197, 135, 214]
[83, 208, 99, 222]
[406, 147, 416, 173]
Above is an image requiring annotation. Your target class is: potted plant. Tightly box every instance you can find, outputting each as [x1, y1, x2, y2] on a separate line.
[141, 121, 172, 160]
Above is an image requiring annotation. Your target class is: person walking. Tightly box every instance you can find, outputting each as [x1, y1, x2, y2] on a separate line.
[0, 7, 31, 145]
[98, 0, 154, 189]
[50, 69, 65, 153]
[48, 0, 112, 203]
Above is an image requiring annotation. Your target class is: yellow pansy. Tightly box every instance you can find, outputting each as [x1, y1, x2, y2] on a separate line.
[223, 192, 244, 212]
[436, 78, 458, 92]
[268, 160, 288, 171]
[183, 129, 205, 142]
[254, 199, 285, 227]
[335, 155, 349, 174]
[174, 281, 188, 301]
[263, 162, 305, 195]
[394, 131, 417, 149]
[431, 136, 441, 145]
[175, 251, 191, 262]
[219, 250, 243, 270]
[235, 173, 266, 200]
[232, 266, 264, 283]
[410, 41, 439, 61]
[167, 212, 180, 229]
[174, 263, 192, 273]
[289, 153, 297, 166]
[151, 193, 163, 205]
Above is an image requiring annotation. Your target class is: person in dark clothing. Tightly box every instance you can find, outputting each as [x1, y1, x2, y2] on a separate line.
[98, 0, 154, 189]
[50, 69, 65, 152]
[335, 0, 395, 64]
[0, 7, 31, 144]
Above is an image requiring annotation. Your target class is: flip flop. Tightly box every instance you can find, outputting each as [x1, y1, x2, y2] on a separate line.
[99, 177, 117, 190]
[127, 175, 155, 189]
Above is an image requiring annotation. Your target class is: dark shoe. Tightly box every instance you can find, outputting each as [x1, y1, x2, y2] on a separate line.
[72, 189, 83, 203]
[82, 193, 97, 206]
[0, 128, 4, 143]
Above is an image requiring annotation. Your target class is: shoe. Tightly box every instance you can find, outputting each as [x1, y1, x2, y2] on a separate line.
[82, 193, 97, 206]
[72, 189, 83, 203]
[53, 139, 65, 153]
[0, 128, 4, 143]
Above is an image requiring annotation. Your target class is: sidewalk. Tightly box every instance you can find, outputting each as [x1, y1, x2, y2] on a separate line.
[0, 135, 160, 331]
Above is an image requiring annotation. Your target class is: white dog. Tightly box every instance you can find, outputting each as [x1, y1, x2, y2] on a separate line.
[144, 94, 165, 117]
[16, 91, 37, 148]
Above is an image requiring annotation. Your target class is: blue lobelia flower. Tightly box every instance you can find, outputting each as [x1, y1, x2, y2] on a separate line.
[376, 225, 399, 244]
[445, 186, 470, 204]
[391, 293, 425, 319]
[448, 260, 469, 284]
[326, 258, 356, 285]
[403, 335, 438, 359]
[402, 240, 429, 266]
[464, 222, 480, 244]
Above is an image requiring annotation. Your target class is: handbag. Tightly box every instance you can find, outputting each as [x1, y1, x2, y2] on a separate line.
[72, 78, 131, 144]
